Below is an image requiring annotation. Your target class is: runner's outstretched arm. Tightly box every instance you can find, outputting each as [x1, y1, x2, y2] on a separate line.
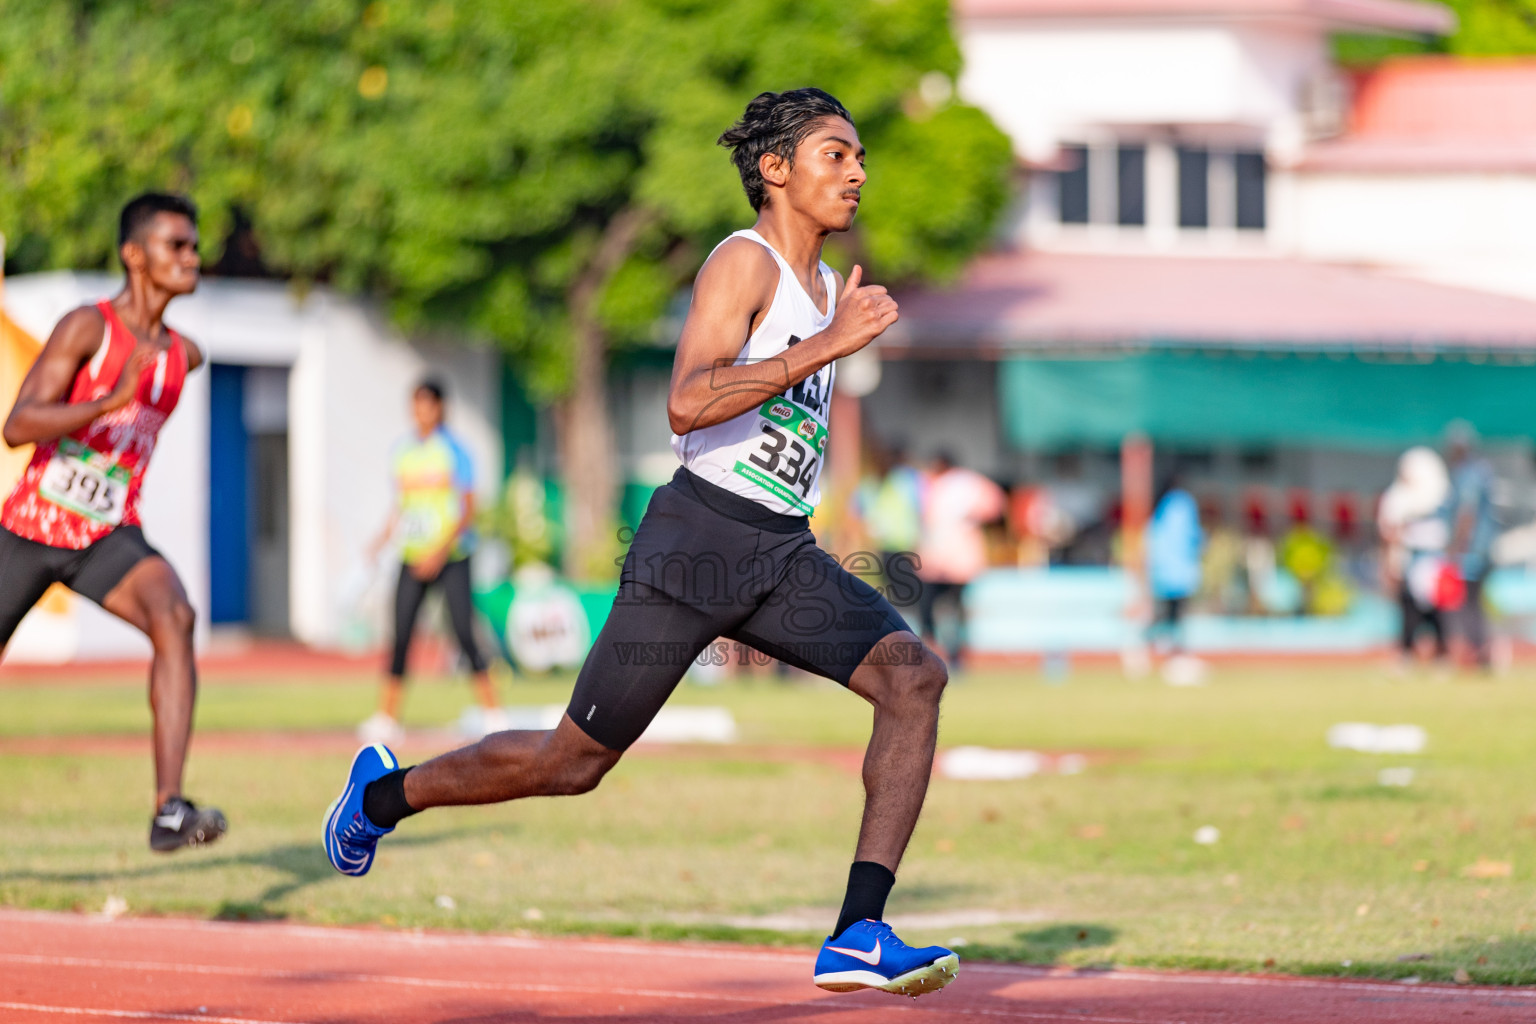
[4, 308, 154, 447]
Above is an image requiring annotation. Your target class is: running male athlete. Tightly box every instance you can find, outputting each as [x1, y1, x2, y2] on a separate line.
[1, 193, 226, 852]
[325, 89, 957, 996]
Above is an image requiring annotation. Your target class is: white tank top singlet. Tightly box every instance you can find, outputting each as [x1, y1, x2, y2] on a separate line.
[670, 229, 837, 516]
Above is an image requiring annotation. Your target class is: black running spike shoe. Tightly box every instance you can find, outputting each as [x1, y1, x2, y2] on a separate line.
[149, 796, 228, 852]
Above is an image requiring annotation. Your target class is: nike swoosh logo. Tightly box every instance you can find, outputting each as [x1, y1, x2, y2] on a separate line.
[827, 938, 881, 965]
[155, 809, 185, 831]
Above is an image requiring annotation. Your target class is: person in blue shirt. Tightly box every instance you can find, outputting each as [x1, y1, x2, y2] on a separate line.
[1146, 468, 1204, 657]
[1444, 421, 1499, 670]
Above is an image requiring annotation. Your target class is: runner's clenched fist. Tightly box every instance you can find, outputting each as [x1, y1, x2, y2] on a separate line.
[826, 264, 898, 356]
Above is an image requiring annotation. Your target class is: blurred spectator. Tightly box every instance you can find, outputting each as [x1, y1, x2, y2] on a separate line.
[1444, 421, 1498, 670]
[1199, 497, 1247, 615]
[1379, 446, 1452, 668]
[916, 451, 1006, 669]
[1330, 491, 1360, 546]
[1278, 492, 1348, 615]
[1241, 489, 1279, 614]
[1044, 451, 1109, 563]
[1279, 495, 1327, 611]
[857, 442, 924, 608]
[1008, 483, 1078, 566]
[1146, 468, 1204, 657]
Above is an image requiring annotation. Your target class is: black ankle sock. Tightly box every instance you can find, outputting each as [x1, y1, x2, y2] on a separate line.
[362, 768, 419, 828]
[833, 861, 896, 937]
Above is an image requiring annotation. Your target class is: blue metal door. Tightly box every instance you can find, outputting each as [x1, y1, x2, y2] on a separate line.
[208, 364, 250, 624]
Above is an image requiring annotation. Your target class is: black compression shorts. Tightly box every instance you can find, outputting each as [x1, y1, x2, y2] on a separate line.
[567, 467, 914, 751]
[389, 556, 489, 677]
[0, 524, 160, 645]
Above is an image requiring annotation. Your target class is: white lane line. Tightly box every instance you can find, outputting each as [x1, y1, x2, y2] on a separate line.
[0, 1003, 314, 1024]
[0, 954, 1168, 1024]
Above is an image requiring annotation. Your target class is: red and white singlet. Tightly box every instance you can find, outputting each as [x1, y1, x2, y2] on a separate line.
[1, 300, 188, 549]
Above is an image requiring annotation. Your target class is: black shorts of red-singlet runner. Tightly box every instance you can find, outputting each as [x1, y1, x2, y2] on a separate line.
[567, 467, 914, 751]
[0, 524, 159, 645]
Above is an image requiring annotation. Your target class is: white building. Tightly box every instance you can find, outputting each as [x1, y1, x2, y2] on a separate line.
[1, 274, 501, 661]
[948, 0, 1536, 302]
[957, 0, 1452, 255]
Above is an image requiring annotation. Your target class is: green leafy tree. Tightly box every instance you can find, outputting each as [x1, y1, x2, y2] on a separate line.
[1440, 0, 1536, 52]
[0, 0, 1014, 579]
[1335, 0, 1536, 61]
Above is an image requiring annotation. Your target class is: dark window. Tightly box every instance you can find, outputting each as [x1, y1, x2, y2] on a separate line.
[1235, 151, 1266, 230]
[1171, 447, 1216, 472]
[1058, 144, 1089, 224]
[1239, 447, 1276, 474]
[1117, 144, 1146, 226]
[1176, 146, 1209, 228]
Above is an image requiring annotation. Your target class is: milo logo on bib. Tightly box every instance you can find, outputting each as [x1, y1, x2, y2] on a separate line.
[733, 396, 829, 514]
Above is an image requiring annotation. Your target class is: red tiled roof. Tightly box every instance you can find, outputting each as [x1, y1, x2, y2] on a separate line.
[955, 0, 1453, 34]
[1350, 58, 1536, 139]
[1301, 58, 1536, 171]
[883, 250, 1536, 356]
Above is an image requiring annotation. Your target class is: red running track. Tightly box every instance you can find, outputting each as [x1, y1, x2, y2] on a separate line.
[2, 908, 1534, 1023]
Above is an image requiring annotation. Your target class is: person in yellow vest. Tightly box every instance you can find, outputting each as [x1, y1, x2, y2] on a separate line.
[359, 379, 503, 743]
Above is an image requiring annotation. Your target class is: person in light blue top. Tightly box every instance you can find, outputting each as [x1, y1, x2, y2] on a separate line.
[1146, 468, 1204, 655]
[1444, 420, 1499, 669]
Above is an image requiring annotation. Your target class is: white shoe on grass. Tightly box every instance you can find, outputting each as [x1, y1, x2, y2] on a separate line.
[357, 711, 404, 745]
[458, 705, 512, 738]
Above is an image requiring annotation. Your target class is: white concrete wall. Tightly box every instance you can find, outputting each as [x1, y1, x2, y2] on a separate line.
[288, 297, 501, 648]
[2, 272, 502, 660]
[957, 19, 1329, 164]
[1277, 170, 1536, 300]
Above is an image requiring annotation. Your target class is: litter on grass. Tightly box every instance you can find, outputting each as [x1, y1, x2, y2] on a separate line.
[482, 705, 738, 744]
[637, 706, 738, 744]
[937, 747, 1091, 780]
[1327, 722, 1427, 754]
[1462, 858, 1513, 879]
[1057, 753, 1088, 775]
[1161, 655, 1209, 687]
[939, 747, 1044, 780]
[1378, 766, 1416, 787]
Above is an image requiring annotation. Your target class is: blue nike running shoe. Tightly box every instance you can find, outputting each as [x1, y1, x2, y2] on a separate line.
[813, 919, 959, 996]
[323, 743, 398, 876]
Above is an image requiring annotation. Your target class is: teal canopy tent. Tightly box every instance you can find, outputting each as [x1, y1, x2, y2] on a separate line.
[1001, 350, 1536, 449]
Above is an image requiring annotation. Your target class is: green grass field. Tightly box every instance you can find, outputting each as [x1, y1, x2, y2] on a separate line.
[4, 658, 1536, 984]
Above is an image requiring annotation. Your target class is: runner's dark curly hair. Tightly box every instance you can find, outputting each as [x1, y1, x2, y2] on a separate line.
[718, 89, 854, 211]
[119, 192, 198, 248]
